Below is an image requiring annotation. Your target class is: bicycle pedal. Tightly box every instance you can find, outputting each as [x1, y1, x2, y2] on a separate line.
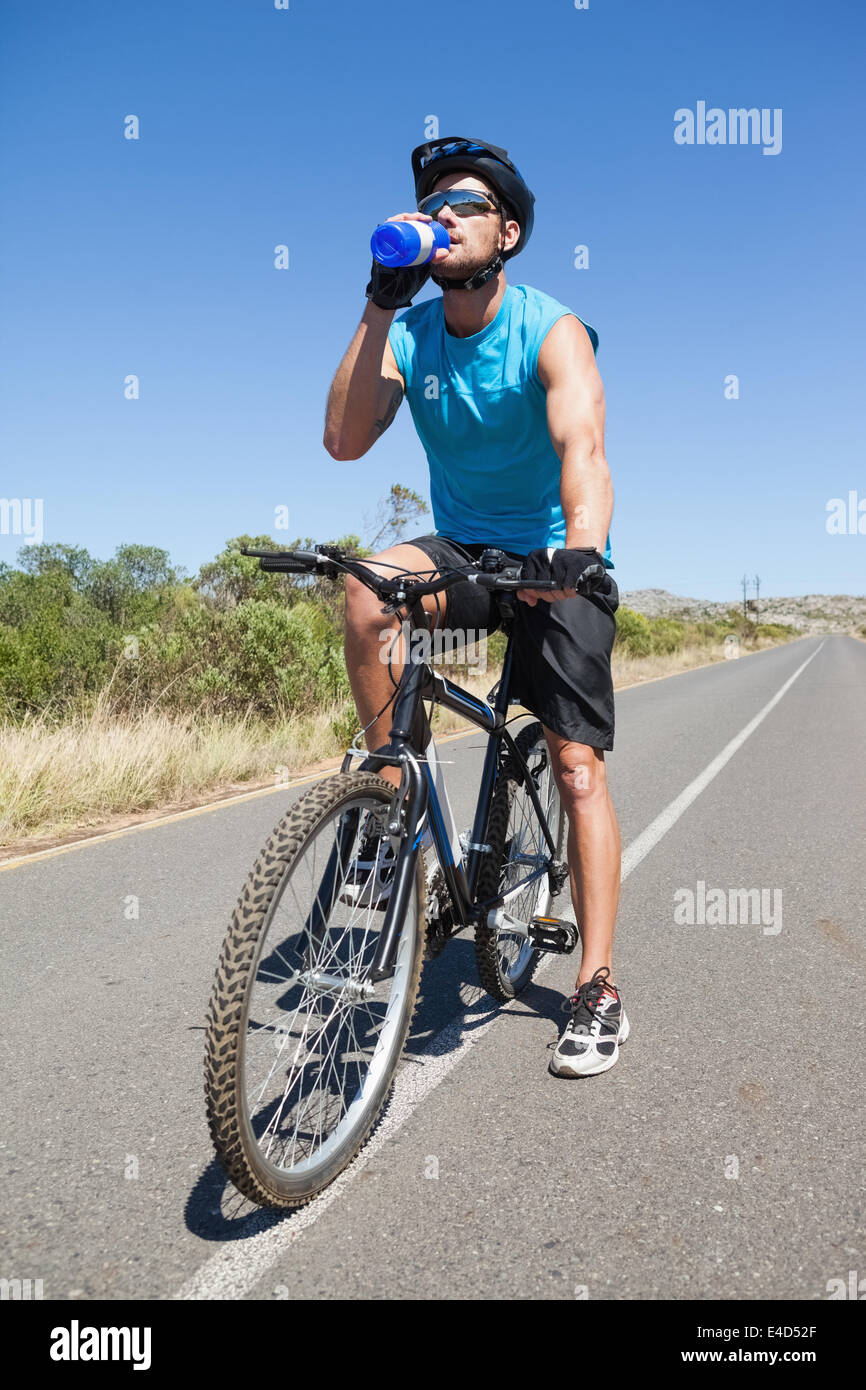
[527, 916, 579, 954]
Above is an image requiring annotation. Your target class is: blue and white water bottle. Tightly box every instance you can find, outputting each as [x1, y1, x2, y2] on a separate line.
[370, 219, 450, 268]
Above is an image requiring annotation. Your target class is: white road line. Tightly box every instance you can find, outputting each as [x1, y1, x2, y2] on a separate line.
[176, 638, 825, 1300]
[178, 1005, 502, 1299]
[620, 639, 824, 880]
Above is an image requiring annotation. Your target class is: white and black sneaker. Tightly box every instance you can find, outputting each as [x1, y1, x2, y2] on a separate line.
[549, 966, 630, 1077]
[339, 823, 396, 911]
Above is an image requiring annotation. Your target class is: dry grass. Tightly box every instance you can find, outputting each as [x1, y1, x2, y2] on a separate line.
[614, 641, 722, 687]
[0, 690, 346, 850]
[0, 635, 792, 853]
[612, 634, 792, 688]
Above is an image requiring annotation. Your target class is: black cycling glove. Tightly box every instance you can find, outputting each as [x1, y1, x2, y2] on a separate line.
[521, 547, 610, 596]
[365, 259, 431, 311]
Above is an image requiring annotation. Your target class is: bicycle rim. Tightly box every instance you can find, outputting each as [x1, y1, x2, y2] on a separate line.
[207, 776, 423, 1206]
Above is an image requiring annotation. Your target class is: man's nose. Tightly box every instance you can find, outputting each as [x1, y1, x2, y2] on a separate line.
[434, 203, 458, 226]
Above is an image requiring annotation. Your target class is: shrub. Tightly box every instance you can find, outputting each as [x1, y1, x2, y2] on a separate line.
[614, 606, 653, 657]
[0, 571, 119, 714]
[649, 617, 687, 654]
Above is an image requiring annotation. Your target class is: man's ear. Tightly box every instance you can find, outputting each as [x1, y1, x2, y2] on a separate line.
[501, 211, 520, 254]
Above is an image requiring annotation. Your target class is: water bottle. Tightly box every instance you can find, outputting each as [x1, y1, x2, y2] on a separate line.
[370, 219, 450, 268]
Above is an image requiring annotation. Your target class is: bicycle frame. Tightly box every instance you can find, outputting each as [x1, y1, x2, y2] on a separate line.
[340, 594, 564, 982]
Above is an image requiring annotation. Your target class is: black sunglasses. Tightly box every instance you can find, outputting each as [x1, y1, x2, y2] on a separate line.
[417, 188, 502, 219]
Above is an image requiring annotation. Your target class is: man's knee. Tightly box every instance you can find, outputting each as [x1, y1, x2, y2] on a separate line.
[552, 742, 607, 808]
[345, 569, 398, 645]
[345, 572, 377, 627]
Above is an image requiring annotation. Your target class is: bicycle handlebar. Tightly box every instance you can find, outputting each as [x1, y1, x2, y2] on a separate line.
[240, 545, 557, 595]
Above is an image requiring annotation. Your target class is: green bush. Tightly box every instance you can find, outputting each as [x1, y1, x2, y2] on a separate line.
[614, 606, 653, 657]
[648, 617, 687, 654]
[0, 541, 356, 721]
[224, 598, 350, 715]
[0, 570, 119, 713]
[110, 597, 350, 719]
[695, 619, 728, 642]
[0, 531, 801, 726]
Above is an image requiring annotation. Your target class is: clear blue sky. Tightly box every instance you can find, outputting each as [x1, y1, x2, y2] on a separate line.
[1, 0, 863, 600]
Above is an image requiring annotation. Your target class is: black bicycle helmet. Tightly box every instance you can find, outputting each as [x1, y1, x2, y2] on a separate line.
[411, 135, 535, 291]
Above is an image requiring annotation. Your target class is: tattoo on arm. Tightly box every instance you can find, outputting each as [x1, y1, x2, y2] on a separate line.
[372, 382, 404, 437]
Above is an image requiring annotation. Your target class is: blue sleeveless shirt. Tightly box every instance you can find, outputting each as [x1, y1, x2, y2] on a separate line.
[387, 282, 613, 564]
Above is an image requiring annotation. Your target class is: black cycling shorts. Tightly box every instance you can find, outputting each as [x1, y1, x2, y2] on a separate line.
[406, 534, 619, 752]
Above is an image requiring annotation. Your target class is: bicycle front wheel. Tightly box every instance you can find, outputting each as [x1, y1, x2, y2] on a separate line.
[204, 772, 425, 1209]
[474, 721, 567, 1000]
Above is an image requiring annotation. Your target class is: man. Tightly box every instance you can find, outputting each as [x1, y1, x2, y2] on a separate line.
[323, 136, 628, 1077]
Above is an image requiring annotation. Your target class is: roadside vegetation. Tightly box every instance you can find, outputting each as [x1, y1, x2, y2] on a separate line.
[0, 495, 800, 851]
[610, 606, 796, 685]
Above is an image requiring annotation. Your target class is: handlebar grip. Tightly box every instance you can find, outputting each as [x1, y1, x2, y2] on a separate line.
[258, 554, 318, 573]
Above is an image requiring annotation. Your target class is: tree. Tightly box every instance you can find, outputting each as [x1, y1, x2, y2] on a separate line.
[85, 545, 182, 624]
[194, 534, 314, 610]
[365, 484, 429, 552]
[16, 543, 94, 587]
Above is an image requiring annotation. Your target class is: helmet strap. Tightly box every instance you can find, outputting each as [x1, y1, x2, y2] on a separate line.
[431, 252, 503, 292]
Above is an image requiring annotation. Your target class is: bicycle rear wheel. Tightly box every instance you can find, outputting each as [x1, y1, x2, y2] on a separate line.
[205, 772, 424, 1209]
[474, 721, 566, 1000]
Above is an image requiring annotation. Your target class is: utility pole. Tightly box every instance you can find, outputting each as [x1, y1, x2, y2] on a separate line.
[742, 573, 749, 619]
[754, 574, 760, 624]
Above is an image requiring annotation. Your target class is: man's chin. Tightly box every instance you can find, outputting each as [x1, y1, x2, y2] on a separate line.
[434, 256, 483, 282]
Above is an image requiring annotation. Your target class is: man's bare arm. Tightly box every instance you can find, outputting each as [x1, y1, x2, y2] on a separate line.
[539, 314, 613, 550]
[323, 303, 405, 460]
[517, 315, 613, 606]
[372, 375, 404, 438]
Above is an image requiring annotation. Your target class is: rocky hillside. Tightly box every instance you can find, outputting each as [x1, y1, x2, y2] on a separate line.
[619, 590, 866, 634]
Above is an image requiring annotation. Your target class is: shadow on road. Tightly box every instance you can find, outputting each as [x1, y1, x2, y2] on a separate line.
[184, 1159, 289, 1242]
[185, 943, 567, 1239]
[406, 937, 567, 1056]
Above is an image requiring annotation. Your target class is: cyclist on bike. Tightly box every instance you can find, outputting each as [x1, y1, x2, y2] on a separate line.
[324, 135, 628, 1078]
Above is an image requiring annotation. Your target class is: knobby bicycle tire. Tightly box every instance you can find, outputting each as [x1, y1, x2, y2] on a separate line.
[204, 771, 425, 1208]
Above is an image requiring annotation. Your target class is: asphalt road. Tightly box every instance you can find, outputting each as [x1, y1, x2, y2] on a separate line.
[1, 635, 864, 1300]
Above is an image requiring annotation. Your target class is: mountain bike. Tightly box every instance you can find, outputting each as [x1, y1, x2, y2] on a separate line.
[204, 544, 579, 1208]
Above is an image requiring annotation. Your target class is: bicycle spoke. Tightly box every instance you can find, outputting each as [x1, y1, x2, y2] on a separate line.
[233, 792, 416, 1181]
[492, 737, 562, 983]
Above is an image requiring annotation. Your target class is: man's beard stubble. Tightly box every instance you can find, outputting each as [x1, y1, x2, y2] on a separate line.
[435, 228, 502, 283]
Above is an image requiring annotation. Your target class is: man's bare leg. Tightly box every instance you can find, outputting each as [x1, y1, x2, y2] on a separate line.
[543, 730, 621, 987]
[344, 543, 446, 791]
